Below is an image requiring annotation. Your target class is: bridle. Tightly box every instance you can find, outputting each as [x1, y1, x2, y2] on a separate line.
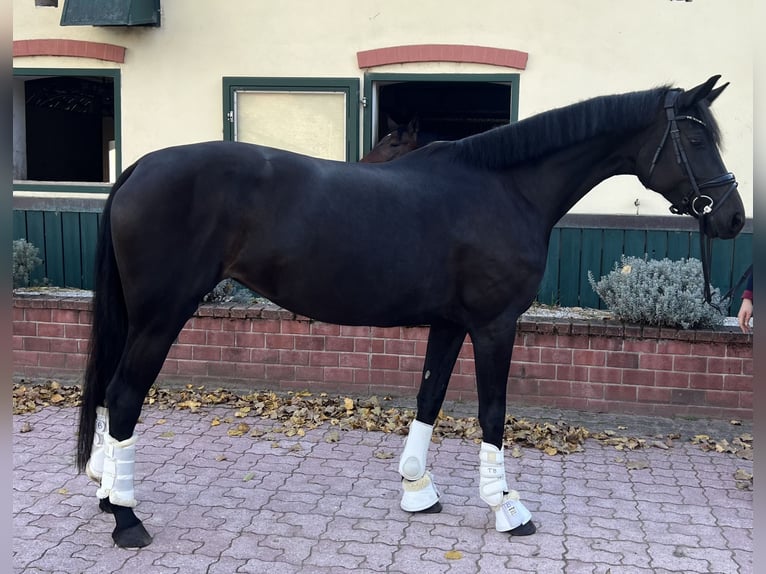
[646, 89, 739, 305]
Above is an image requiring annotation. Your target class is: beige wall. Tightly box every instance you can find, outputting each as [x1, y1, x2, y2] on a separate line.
[13, 0, 753, 216]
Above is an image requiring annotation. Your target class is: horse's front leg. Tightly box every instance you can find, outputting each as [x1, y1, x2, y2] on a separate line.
[399, 323, 467, 513]
[471, 323, 536, 536]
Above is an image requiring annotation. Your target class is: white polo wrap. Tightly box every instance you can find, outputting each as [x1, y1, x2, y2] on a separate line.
[96, 432, 138, 508]
[493, 490, 533, 532]
[85, 406, 109, 483]
[479, 442, 508, 507]
[398, 420, 434, 481]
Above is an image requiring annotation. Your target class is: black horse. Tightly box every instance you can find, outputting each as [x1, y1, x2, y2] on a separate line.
[77, 76, 744, 548]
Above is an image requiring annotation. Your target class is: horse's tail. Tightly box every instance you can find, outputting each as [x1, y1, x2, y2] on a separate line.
[76, 163, 137, 473]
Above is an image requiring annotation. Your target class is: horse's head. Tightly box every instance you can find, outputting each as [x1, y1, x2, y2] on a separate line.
[637, 75, 745, 239]
[359, 118, 421, 163]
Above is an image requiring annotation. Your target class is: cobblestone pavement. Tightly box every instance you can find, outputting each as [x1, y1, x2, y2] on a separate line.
[14, 403, 752, 574]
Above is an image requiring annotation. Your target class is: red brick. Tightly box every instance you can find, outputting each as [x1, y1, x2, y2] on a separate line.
[179, 329, 207, 345]
[512, 346, 541, 363]
[279, 349, 310, 366]
[571, 381, 603, 399]
[310, 351, 340, 367]
[637, 386, 671, 403]
[38, 352, 68, 368]
[325, 337, 355, 352]
[372, 326, 401, 339]
[639, 354, 673, 371]
[674, 356, 708, 373]
[456, 358, 475, 376]
[555, 334, 590, 349]
[265, 334, 295, 350]
[704, 390, 739, 408]
[655, 371, 690, 388]
[24, 309, 51, 322]
[623, 340, 657, 353]
[727, 345, 752, 358]
[691, 342, 726, 357]
[340, 353, 370, 369]
[207, 330, 236, 347]
[265, 364, 296, 382]
[65, 324, 90, 340]
[37, 323, 65, 337]
[253, 319, 281, 333]
[573, 350, 605, 366]
[295, 336, 326, 351]
[192, 346, 221, 361]
[539, 380, 569, 396]
[723, 375, 752, 392]
[251, 349, 280, 364]
[280, 321, 311, 335]
[523, 333, 557, 348]
[688, 373, 724, 390]
[385, 339, 416, 355]
[553, 396, 589, 410]
[12, 335, 23, 350]
[604, 385, 637, 401]
[12, 321, 36, 336]
[541, 348, 573, 364]
[657, 340, 691, 355]
[50, 338, 79, 354]
[370, 354, 399, 370]
[707, 357, 742, 375]
[340, 325, 371, 337]
[25, 337, 50, 352]
[508, 378, 539, 396]
[623, 369, 655, 386]
[208, 362, 238, 378]
[235, 362, 266, 379]
[51, 309, 79, 324]
[606, 352, 639, 369]
[510, 363, 556, 379]
[589, 367, 622, 384]
[743, 359, 753, 375]
[176, 360, 208, 376]
[312, 323, 341, 336]
[738, 392, 752, 410]
[235, 332, 265, 349]
[192, 317, 222, 331]
[168, 345, 193, 360]
[556, 364, 589, 382]
[590, 337, 623, 351]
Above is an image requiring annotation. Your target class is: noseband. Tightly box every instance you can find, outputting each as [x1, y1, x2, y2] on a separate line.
[647, 89, 739, 305]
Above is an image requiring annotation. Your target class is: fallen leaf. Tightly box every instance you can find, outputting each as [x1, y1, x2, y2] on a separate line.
[243, 472, 255, 482]
[374, 450, 394, 459]
[159, 431, 175, 439]
[625, 460, 649, 470]
[445, 550, 463, 560]
[19, 422, 32, 433]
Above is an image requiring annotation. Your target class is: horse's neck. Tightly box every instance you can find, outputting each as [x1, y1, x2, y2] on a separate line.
[514, 133, 641, 227]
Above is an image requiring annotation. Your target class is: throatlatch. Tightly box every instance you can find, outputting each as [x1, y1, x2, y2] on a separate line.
[479, 442, 533, 532]
[399, 420, 440, 512]
[96, 432, 138, 508]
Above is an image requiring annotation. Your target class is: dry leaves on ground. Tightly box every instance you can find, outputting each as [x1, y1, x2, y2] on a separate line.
[12, 380, 753, 460]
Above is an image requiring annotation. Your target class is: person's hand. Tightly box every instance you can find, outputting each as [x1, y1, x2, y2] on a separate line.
[738, 298, 753, 333]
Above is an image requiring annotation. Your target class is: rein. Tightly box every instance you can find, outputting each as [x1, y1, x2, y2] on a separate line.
[647, 90, 739, 306]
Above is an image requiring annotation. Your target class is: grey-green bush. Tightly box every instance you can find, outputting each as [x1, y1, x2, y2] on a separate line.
[13, 239, 43, 288]
[588, 256, 725, 330]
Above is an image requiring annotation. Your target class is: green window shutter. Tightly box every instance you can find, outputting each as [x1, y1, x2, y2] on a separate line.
[60, 0, 161, 27]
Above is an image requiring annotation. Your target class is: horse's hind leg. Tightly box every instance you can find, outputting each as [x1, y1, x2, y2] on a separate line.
[399, 323, 466, 513]
[471, 322, 536, 536]
[97, 305, 199, 548]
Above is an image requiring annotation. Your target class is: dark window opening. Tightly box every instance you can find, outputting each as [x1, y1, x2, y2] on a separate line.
[373, 81, 512, 143]
[16, 75, 115, 182]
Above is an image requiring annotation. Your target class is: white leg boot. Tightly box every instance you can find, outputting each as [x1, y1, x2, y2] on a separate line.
[399, 420, 440, 512]
[96, 433, 138, 508]
[479, 442, 534, 533]
[85, 406, 109, 483]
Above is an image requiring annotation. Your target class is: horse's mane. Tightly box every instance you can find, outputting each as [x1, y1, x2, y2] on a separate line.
[448, 85, 719, 170]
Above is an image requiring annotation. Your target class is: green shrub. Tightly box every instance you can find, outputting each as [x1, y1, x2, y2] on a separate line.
[588, 256, 725, 330]
[13, 239, 43, 288]
[203, 279, 258, 304]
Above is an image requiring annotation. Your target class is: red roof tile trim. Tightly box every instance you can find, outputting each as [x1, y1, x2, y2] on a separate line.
[357, 44, 527, 70]
[13, 39, 126, 63]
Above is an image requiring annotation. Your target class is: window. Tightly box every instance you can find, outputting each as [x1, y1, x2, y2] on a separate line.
[13, 69, 120, 187]
[223, 78, 360, 161]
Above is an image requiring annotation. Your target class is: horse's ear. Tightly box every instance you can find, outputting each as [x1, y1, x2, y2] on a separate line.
[407, 117, 420, 135]
[386, 116, 398, 133]
[705, 82, 729, 105]
[679, 75, 722, 108]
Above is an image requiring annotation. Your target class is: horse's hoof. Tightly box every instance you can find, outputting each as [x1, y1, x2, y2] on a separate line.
[112, 522, 153, 548]
[509, 520, 536, 536]
[416, 501, 442, 514]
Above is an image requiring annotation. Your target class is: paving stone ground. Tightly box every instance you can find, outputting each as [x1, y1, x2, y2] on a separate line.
[13, 402, 752, 574]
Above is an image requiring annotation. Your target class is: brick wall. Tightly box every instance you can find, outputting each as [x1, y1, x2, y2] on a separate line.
[12, 296, 753, 420]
